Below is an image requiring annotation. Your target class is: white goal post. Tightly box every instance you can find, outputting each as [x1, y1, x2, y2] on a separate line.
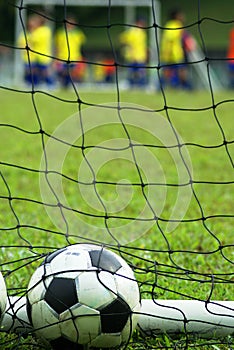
[138, 299, 234, 338]
[14, 0, 161, 87]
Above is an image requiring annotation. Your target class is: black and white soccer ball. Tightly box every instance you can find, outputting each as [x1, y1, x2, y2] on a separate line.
[0, 271, 7, 323]
[26, 244, 140, 349]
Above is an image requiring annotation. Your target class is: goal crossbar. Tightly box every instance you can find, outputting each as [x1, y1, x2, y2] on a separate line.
[17, 0, 156, 6]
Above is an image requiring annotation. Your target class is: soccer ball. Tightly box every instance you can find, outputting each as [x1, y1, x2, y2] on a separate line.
[26, 244, 140, 349]
[2, 296, 32, 334]
[0, 271, 7, 323]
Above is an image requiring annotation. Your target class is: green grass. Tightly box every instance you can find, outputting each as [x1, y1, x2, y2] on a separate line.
[0, 86, 234, 349]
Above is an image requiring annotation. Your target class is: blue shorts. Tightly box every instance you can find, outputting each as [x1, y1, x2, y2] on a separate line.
[129, 62, 146, 71]
[228, 62, 234, 71]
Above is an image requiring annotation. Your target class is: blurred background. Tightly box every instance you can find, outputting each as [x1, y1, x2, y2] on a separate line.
[0, 0, 233, 88]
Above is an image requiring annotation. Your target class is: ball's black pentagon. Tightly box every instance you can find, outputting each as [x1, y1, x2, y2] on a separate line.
[42, 247, 67, 265]
[99, 297, 131, 333]
[89, 249, 122, 273]
[50, 337, 84, 350]
[45, 277, 78, 314]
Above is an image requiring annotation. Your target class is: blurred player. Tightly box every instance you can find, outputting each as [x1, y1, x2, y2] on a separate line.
[32, 14, 54, 88]
[93, 55, 115, 84]
[18, 14, 39, 86]
[227, 27, 234, 89]
[119, 18, 148, 88]
[103, 57, 115, 83]
[18, 14, 54, 88]
[55, 15, 86, 87]
[160, 9, 193, 89]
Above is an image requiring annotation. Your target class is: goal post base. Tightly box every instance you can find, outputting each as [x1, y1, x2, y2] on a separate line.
[138, 299, 234, 339]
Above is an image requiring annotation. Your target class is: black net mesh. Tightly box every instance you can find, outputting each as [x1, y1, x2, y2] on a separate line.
[0, 0, 234, 349]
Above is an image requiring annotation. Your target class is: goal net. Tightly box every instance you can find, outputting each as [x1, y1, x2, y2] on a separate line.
[0, 0, 234, 348]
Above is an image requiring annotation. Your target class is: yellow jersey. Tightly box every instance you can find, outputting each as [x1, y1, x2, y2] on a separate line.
[160, 19, 184, 64]
[55, 28, 86, 62]
[119, 27, 147, 63]
[18, 31, 37, 64]
[31, 25, 52, 64]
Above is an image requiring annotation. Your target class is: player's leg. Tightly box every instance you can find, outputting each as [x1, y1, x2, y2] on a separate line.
[24, 63, 39, 87]
[178, 64, 192, 89]
[228, 62, 234, 89]
[37, 63, 55, 88]
[128, 63, 136, 87]
[135, 62, 147, 87]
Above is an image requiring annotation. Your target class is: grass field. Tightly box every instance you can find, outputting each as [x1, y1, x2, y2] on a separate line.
[0, 86, 234, 349]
